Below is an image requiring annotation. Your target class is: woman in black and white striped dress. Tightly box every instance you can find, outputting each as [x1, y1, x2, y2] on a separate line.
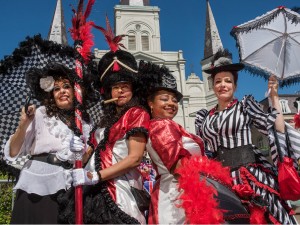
[195, 49, 299, 224]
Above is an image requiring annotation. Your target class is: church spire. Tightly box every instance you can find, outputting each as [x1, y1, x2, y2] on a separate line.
[120, 0, 150, 6]
[203, 0, 223, 59]
[48, 0, 68, 45]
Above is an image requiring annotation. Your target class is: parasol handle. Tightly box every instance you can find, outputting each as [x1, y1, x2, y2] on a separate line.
[265, 88, 271, 98]
[265, 88, 273, 109]
[274, 34, 287, 78]
[24, 93, 32, 116]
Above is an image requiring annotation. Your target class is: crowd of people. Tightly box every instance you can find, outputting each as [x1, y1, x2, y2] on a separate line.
[2, 16, 300, 225]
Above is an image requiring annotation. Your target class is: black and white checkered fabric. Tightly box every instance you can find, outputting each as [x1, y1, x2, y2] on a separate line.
[87, 100, 103, 125]
[0, 35, 103, 171]
[0, 37, 77, 169]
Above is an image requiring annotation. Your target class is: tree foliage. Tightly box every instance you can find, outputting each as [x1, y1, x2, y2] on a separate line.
[0, 173, 14, 224]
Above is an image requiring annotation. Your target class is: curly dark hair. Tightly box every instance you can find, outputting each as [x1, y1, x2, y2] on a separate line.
[42, 77, 90, 125]
[26, 62, 93, 132]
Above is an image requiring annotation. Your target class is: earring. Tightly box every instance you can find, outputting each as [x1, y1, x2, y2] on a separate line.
[150, 107, 153, 114]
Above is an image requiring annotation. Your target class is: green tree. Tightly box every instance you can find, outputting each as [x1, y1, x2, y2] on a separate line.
[0, 173, 14, 224]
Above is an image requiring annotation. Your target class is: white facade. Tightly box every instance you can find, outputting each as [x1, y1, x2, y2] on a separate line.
[94, 1, 218, 133]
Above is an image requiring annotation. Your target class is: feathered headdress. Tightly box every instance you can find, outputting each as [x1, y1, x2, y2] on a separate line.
[94, 16, 126, 53]
[203, 48, 244, 74]
[138, 60, 183, 101]
[94, 16, 137, 81]
[70, 0, 95, 63]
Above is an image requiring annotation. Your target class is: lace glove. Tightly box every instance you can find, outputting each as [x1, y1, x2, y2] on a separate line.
[70, 135, 86, 153]
[72, 168, 100, 186]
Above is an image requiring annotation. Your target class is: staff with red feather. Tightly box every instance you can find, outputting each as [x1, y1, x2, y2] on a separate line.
[69, 0, 95, 224]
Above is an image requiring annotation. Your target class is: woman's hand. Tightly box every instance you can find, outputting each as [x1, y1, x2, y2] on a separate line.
[19, 105, 36, 129]
[268, 75, 279, 98]
[9, 105, 36, 157]
[268, 75, 285, 133]
[72, 168, 99, 186]
[70, 135, 86, 153]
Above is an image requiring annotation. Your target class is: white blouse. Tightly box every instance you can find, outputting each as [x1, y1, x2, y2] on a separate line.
[4, 106, 91, 196]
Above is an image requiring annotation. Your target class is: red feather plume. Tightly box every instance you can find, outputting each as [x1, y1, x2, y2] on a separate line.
[249, 205, 267, 224]
[93, 16, 126, 52]
[294, 112, 300, 129]
[70, 0, 96, 63]
[175, 156, 233, 224]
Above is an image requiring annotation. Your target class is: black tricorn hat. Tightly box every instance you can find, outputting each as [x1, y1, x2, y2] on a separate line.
[94, 16, 140, 96]
[98, 49, 138, 90]
[138, 60, 183, 101]
[203, 48, 244, 74]
[26, 62, 99, 107]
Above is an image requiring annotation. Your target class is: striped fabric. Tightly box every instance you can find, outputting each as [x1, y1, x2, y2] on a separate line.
[195, 95, 277, 152]
[195, 95, 299, 224]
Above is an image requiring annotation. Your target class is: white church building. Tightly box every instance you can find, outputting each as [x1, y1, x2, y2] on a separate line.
[49, 0, 224, 133]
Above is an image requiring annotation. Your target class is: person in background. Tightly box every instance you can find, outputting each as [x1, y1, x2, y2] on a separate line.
[4, 62, 94, 224]
[195, 48, 299, 224]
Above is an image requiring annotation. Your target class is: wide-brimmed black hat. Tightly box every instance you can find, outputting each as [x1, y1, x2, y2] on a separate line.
[203, 48, 244, 74]
[26, 62, 99, 107]
[138, 60, 183, 101]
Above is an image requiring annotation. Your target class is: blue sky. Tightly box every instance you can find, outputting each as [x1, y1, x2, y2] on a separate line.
[0, 0, 299, 101]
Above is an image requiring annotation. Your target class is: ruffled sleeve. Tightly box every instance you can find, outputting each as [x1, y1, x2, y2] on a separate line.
[241, 95, 278, 135]
[125, 107, 150, 139]
[4, 108, 38, 162]
[149, 119, 191, 172]
[241, 95, 280, 164]
[276, 124, 300, 168]
[285, 124, 300, 163]
[195, 109, 209, 138]
[241, 95, 299, 167]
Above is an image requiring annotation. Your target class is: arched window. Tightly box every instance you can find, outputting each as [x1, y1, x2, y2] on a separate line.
[128, 33, 136, 51]
[141, 33, 149, 51]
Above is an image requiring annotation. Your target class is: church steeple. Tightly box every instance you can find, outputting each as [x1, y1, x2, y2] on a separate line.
[48, 0, 68, 45]
[203, 0, 223, 59]
[120, 0, 150, 6]
[114, 0, 161, 52]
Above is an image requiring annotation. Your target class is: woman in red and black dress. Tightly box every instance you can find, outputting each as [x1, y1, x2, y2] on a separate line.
[70, 48, 150, 224]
